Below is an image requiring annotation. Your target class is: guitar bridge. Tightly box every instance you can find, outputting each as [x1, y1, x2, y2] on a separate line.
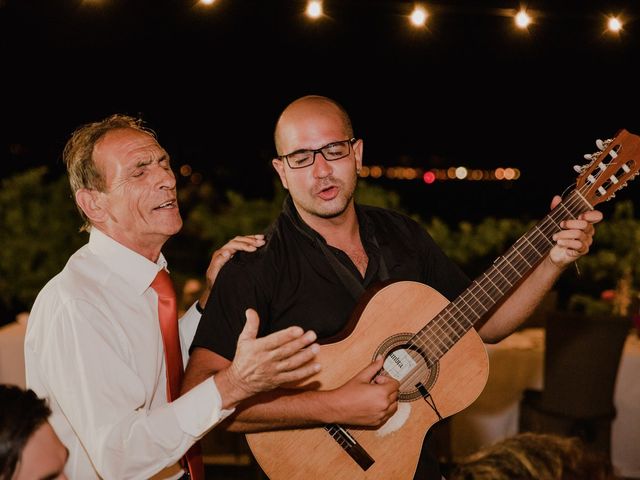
[325, 424, 375, 471]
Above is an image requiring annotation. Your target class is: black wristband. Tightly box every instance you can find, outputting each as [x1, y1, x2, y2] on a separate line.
[195, 301, 205, 314]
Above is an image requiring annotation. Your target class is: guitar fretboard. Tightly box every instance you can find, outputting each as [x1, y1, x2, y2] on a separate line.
[411, 189, 593, 366]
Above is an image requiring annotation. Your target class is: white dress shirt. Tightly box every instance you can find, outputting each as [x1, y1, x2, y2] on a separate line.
[25, 228, 233, 480]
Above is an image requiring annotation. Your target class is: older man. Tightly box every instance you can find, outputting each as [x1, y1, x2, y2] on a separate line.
[25, 114, 320, 479]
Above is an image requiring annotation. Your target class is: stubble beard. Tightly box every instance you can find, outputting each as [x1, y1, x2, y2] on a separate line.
[304, 174, 358, 220]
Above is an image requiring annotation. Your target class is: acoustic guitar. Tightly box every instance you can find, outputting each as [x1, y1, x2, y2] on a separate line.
[247, 129, 640, 480]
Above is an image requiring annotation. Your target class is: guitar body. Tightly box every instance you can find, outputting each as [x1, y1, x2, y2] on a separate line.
[247, 281, 489, 480]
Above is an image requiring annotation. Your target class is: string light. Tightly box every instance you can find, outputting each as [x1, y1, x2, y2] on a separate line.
[514, 10, 532, 29]
[297, 4, 628, 39]
[409, 5, 429, 27]
[423, 171, 436, 184]
[306, 1, 323, 19]
[369, 166, 383, 178]
[76, 3, 633, 39]
[607, 16, 623, 33]
[504, 168, 516, 180]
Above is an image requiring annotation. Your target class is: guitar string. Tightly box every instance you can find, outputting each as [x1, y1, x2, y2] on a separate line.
[388, 151, 636, 384]
[399, 163, 610, 373]
[385, 193, 573, 385]
[398, 188, 588, 390]
[393, 184, 595, 392]
[429, 190, 587, 357]
[413, 189, 584, 355]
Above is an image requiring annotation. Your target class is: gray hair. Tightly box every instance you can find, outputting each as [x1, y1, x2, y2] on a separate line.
[62, 114, 156, 231]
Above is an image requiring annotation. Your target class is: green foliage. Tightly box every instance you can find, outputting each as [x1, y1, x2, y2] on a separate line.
[181, 183, 286, 250]
[177, 176, 532, 280]
[421, 200, 640, 316]
[162, 180, 286, 291]
[354, 180, 402, 210]
[167, 180, 407, 288]
[572, 201, 640, 285]
[421, 217, 532, 277]
[567, 294, 615, 316]
[0, 168, 86, 313]
[178, 179, 404, 256]
[2, 167, 636, 321]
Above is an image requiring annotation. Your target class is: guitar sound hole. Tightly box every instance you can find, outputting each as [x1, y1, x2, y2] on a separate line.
[375, 333, 439, 402]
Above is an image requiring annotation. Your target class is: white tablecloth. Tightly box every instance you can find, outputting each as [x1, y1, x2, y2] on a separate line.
[451, 328, 640, 479]
[0, 313, 28, 388]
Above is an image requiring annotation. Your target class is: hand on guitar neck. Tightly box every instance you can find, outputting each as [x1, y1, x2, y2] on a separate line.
[548, 194, 601, 265]
[476, 194, 603, 343]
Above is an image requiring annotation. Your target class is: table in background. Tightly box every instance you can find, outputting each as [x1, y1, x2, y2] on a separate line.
[0, 313, 28, 388]
[450, 328, 640, 479]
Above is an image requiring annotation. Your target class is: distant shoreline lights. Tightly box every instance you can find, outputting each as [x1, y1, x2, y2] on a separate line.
[358, 166, 521, 184]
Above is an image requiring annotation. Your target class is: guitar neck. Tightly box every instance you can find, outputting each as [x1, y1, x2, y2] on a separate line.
[413, 188, 593, 366]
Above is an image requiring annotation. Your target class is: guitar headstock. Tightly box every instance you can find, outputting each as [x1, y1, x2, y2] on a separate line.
[575, 129, 640, 207]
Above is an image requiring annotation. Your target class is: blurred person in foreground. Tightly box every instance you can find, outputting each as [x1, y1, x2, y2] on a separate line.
[183, 95, 603, 479]
[448, 432, 618, 480]
[24, 114, 321, 479]
[0, 384, 67, 480]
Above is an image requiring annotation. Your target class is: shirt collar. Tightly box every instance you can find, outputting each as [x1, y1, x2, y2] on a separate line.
[282, 195, 325, 245]
[282, 194, 375, 245]
[88, 228, 167, 296]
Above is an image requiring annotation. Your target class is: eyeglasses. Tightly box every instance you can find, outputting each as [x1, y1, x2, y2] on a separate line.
[278, 138, 357, 169]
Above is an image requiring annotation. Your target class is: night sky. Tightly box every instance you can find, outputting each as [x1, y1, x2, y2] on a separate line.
[3, 0, 640, 222]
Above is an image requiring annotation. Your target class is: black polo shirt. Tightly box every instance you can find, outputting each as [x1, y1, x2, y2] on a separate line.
[194, 195, 470, 357]
[192, 195, 471, 479]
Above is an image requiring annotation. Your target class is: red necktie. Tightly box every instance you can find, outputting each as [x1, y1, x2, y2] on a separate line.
[152, 269, 204, 480]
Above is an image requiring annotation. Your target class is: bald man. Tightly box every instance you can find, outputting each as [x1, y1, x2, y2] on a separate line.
[184, 95, 601, 479]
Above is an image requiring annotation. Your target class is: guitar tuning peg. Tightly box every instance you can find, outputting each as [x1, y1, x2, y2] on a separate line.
[583, 153, 593, 160]
[596, 139, 605, 150]
[573, 165, 584, 173]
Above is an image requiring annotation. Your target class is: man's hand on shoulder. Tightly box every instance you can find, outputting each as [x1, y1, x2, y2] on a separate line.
[198, 234, 266, 310]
